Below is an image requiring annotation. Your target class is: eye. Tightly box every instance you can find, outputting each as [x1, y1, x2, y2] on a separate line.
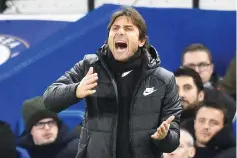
[184, 85, 192, 91]
[111, 26, 119, 31]
[125, 27, 133, 31]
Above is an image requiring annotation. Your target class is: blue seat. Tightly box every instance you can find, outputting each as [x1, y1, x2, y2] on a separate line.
[16, 110, 84, 136]
[58, 110, 84, 130]
[16, 118, 25, 136]
[16, 146, 30, 158]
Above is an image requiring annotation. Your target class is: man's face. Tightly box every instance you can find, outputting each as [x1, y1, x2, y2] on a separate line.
[163, 130, 195, 158]
[108, 16, 145, 62]
[183, 51, 214, 83]
[194, 107, 224, 147]
[31, 118, 58, 145]
[176, 76, 204, 109]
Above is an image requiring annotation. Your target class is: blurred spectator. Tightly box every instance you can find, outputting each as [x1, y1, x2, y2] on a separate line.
[218, 56, 236, 100]
[181, 43, 220, 89]
[163, 129, 196, 158]
[174, 67, 204, 121]
[0, 120, 18, 158]
[204, 88, 236, 123]
[17, 96, 79, 158]
[193, 99, 236, 158]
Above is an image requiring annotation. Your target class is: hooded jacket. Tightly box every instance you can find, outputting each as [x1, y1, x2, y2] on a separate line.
[43, 45, 182, 158]
[17, 122, 79, 158]
[195, 125, 236, 158]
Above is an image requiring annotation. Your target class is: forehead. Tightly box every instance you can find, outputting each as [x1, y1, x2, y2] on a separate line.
[183, 51, 210, 64]
[112, 16, 134, 26]
[180, 131, 192, 145]
[176, 76, 196, 87]
[196, 107, 224, 120]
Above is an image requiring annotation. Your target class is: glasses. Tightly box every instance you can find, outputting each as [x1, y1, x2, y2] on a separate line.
[183, 62, 212, 71]
[34, 120, 57, 129]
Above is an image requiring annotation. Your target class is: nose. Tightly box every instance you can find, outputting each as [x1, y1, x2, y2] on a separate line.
[44, 124, 50, 130]
[117, 28, 125, 35]
[194, 66, 200, 73]
[203, 121, 209, 129]
[178, 88, 184, 97]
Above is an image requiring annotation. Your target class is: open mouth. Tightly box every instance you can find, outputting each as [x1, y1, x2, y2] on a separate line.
[115, 41, 128, 51]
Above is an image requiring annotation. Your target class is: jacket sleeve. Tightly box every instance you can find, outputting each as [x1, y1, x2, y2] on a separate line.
[153, 75, 182, 153]
[43, 59, 87, 113]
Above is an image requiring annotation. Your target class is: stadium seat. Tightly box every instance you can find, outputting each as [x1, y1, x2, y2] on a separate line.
[58, 110, 84, 130]
[16, 146, 30, 158]
[16, 110, 84, 136]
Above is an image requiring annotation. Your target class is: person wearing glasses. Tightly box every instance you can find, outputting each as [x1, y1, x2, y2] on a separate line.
[181, 43, 219, 89]
[17, 96, 79, 158]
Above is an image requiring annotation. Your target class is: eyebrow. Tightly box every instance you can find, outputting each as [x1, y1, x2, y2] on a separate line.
[38, 119, 54, 123]
[112, 24, 133, 27]
[183, 84, 193, 87]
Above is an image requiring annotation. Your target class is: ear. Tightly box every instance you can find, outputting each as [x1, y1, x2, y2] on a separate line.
[210, 63, 214, 73]
[30, 128, 34, 135]
[138, 39, 146, 47]
[198, 90, 204, 102]
[188, 147, 196, 157]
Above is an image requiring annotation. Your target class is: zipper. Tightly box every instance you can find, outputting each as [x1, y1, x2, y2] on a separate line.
[97, 53, 119, 158]
[128, 78, 142, 157]
[128, 69, 154, 157]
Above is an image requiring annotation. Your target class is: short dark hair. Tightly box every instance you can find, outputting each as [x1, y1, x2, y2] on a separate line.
[107, 6, 149, 49]
[181, 43, 213, 64]
[174, 67, 204, 92]
[195, 98, 228, 125]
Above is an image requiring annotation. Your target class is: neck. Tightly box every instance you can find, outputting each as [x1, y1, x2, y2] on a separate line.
[196, 141, 206, 148]
[107, 48, 143, 73]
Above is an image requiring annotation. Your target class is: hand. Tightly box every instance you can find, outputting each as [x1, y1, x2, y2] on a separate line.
[76, 67, 98, 98]
[151, 115, 175, 140]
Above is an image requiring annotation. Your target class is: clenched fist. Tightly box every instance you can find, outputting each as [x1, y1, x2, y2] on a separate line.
[76, 67, 98, 99]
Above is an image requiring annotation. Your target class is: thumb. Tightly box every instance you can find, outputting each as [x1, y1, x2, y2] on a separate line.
[166, 115, 175, 124]
[86, 67, 94, 76]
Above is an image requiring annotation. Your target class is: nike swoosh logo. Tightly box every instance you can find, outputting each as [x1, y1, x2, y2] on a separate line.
[121, 70, 133, 77]
[143, 88, 157, 96]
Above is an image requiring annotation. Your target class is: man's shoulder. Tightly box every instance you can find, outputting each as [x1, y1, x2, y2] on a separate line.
[83, 54, 99, 65]
[152, 67, 174, 84]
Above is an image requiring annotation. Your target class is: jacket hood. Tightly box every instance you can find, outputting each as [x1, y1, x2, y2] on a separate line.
[98, 44, 161, 69]
[207, 125, 236, 150]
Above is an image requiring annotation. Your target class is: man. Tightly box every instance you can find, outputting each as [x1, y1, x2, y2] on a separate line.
[163, 129, 196, 158]
[218, 55, 236, 100]
[43, 6, 182, 158]
[0, 120, 18, 158]
[174, 67, 204, 121]
[193, 99, 236, 158]
[181, 43, 219, 89]
[17, 96, 79, 158]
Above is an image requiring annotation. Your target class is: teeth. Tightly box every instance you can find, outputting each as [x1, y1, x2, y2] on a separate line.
[116, 41, 126, 44]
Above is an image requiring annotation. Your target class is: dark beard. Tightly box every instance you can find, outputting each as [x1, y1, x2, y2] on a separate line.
[181, 105, 199, 121]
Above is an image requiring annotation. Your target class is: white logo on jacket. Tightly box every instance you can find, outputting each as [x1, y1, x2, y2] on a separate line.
[143, 87, 157, 96]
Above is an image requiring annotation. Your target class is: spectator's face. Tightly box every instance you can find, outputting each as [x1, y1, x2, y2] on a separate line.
[182, 51, 214, 84]
[176, 76, 204, 109]
[31, 118, 58, 145]
[163, 130, 195, 158]
[108, 16, 145, 62]
[194, 107, 224, 146]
